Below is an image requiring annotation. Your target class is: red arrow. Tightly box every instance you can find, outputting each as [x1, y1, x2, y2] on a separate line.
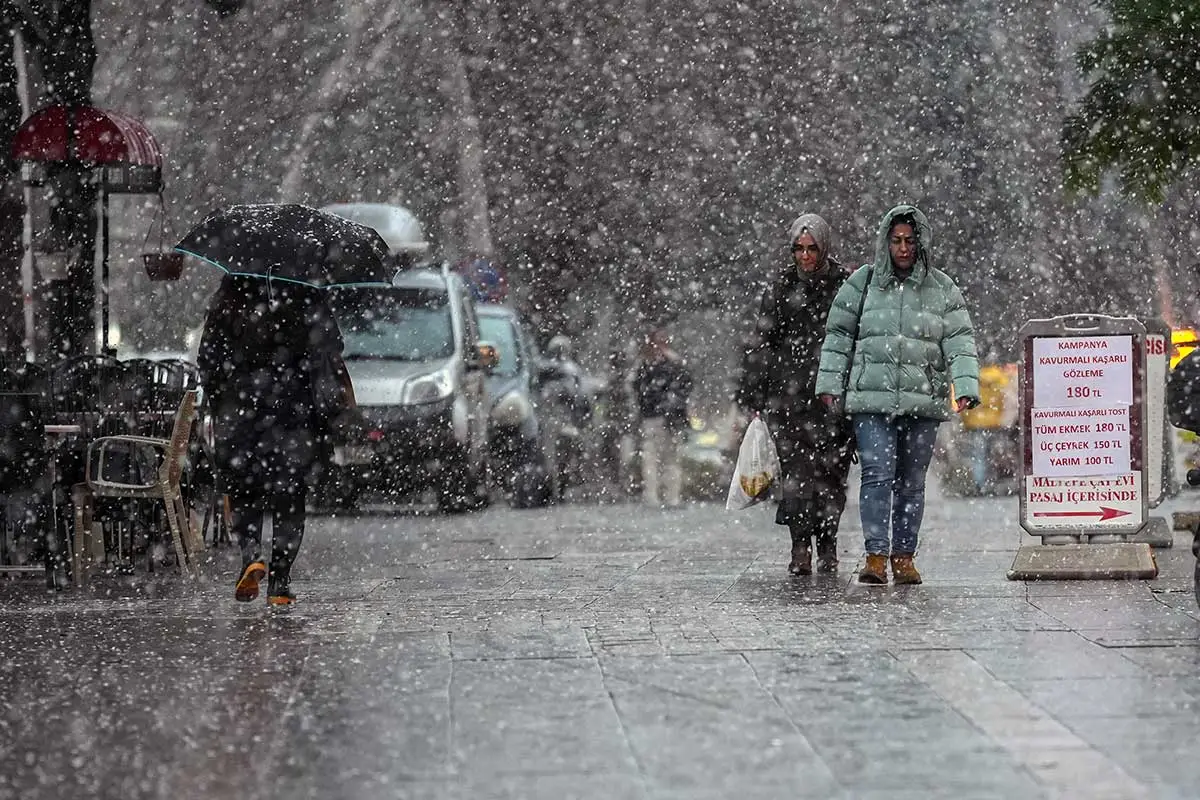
[1032, 507, 1131, 522]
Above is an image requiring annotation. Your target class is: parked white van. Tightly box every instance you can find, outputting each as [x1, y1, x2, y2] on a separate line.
[321, 203, 430, 269]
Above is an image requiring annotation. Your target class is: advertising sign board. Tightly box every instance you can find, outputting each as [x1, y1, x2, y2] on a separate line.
[1019, 316, 1148, 539]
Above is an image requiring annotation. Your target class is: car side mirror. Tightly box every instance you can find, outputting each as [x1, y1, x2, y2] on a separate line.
[475, 341, 500, 372]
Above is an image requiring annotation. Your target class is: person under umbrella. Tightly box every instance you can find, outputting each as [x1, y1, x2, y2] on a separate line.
[197, 277, 352, 604]
[184, 204, 387, 605]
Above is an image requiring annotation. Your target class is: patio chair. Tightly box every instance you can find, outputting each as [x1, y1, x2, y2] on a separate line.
[72, 389, 203, 584]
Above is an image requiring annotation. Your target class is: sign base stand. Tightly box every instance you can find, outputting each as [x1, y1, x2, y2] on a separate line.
[1007, 542, 1158, 580]
[1130, 516, 1174, 548]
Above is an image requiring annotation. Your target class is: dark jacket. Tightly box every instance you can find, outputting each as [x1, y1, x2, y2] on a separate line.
[739, 217, 854, 530]
[635, 353, 692, 429]
[738, 260, 850, 420]
[198, 277, 344, 499]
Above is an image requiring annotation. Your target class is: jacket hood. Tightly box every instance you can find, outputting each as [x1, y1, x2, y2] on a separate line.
[871, 204, 932, 285]
[788, 213, 833, 271]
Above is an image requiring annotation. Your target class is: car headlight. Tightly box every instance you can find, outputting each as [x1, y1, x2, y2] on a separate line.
[403, 369, 454, 405]
[492, 390, 533, 426]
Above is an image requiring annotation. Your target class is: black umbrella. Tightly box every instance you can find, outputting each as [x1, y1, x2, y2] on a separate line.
[175, 203, 393, 289]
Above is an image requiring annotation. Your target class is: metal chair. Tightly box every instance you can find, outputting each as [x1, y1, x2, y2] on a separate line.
[71, 390, 203, 584]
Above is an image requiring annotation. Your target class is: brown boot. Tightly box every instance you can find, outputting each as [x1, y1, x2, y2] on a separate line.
[858, 554, 888, 584]
[891, 554, 922, 585]
[815, 537, 838, 573]
[788, 544, 812, 576]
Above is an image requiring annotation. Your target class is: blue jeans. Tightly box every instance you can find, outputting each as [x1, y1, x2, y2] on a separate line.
[852, 414, 941, 556]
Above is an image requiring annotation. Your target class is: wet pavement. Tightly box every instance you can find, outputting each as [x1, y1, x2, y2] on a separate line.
[3, 478, 1200, 799]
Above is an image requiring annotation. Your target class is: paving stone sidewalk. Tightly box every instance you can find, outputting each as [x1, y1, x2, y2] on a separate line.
[2, 479, 1199, 800]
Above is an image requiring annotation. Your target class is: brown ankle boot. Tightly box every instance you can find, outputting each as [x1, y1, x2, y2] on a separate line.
[858, 554, 888, 585]
[815, 538, 838, 573]
[891, 554, 922, 585]
[788, 544, 812, 576]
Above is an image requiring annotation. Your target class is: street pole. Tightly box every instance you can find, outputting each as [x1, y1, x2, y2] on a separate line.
[12, 28, 33, 361]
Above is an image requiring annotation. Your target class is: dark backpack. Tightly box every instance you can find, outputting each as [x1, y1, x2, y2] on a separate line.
[1167, 350, 1200, 432]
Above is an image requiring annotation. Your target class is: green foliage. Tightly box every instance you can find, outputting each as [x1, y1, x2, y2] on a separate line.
[1063, 1, 1200, 202]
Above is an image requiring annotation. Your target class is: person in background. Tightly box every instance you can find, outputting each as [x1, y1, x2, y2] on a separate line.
[737, 213, 855, 575]
[635, 327, 693, 508]
[817, 204, 980, 585]
[543, 334, 593, 428]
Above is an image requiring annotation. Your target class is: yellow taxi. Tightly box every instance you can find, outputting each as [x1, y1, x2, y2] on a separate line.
[1172, 328, 1199, 370]
[943, 363, 1020, 495]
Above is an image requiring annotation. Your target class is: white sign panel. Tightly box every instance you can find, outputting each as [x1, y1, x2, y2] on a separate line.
[1032, 336, 1133, 407]
[1145, 333, 1167, 504]
[1024, 473, 1142, 529]
[1030, 406, 1130, 477]
[1020, 320, 1147, 537]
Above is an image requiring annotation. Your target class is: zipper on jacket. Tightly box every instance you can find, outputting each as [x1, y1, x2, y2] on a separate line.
[895, 281, 904, 414]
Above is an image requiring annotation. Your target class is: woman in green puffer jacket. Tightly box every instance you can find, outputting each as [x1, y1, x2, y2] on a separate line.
[816, 204, 980, 586]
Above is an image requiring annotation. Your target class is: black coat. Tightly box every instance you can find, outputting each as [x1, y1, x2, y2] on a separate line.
[635, 355, 693, 430]
[198, 278, 343, 500]
[737, 263, 854, 453]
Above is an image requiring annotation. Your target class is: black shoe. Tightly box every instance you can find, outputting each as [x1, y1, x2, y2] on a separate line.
[267, 570, 295, 606]
[815, 538, 838, 573]
[788, 545, 812, 576]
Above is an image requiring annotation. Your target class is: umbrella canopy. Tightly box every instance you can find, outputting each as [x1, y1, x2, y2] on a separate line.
[175, 203, 393, 289]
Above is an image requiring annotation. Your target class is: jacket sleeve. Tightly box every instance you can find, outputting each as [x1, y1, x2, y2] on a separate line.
[735, 285, 778, 410]
[633, 362, 649, 406]
[197, 311, 232, 403]
[815, 271, 866, 397]
[674, 361, 694, 402]
[941, 281, 980, 401]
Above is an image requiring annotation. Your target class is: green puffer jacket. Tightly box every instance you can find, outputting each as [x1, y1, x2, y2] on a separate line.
[815, 205, 980, 421]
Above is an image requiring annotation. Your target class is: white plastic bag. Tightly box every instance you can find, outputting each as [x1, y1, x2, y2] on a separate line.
[725, 414, 779, 510]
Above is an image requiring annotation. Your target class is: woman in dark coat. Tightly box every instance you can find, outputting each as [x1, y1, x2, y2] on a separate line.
[198, 275, 349, 605]
[737, 213, 855, 574]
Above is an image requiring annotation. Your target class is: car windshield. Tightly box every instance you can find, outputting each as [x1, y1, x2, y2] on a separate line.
[330, 287, 454, 362]
[478, 314, 520, 377]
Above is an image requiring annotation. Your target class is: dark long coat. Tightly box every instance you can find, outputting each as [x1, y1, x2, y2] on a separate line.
[737, 263, 855, 533]
[197, 277, 343, 501]
[634, 353, 693, 430]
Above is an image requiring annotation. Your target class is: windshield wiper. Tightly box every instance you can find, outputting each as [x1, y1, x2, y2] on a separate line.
[343, 353, 415, 361]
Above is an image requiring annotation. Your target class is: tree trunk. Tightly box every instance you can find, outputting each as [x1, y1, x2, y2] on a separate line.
[445, 4, 493, 260]
[277, 6, 365, 202]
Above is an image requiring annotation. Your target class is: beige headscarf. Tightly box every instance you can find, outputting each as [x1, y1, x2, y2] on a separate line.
[787, 213, 833, 271]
